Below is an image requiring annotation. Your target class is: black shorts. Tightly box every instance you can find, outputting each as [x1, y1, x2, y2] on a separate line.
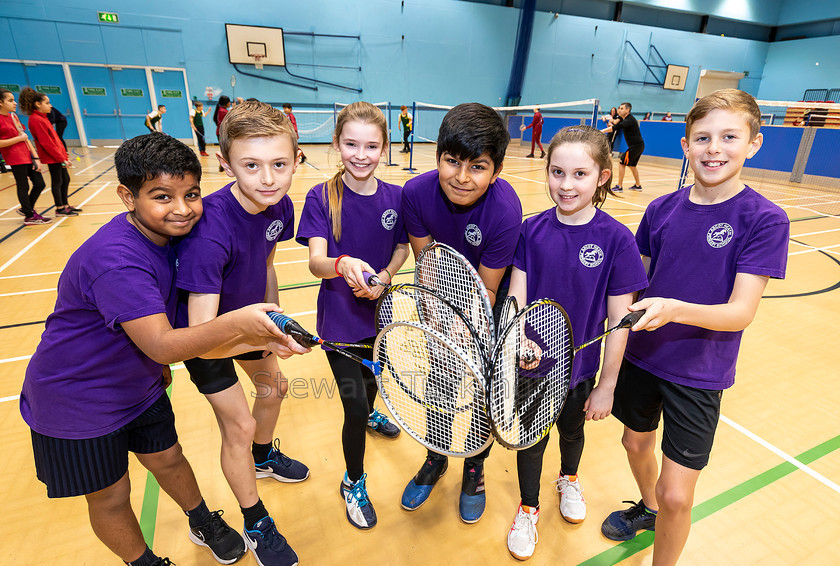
[184, 351, 268, 395]
[612, 359, 722, 470]
[30, 392, 178, 498]
[620, 144, 645, 167]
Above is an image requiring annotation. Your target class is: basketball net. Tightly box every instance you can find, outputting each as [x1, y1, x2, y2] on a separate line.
[253, 55, 263, 70]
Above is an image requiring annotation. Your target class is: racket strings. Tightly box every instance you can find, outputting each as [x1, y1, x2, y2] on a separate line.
[490, 301, 572, 449]
[376, 322, 492, 457]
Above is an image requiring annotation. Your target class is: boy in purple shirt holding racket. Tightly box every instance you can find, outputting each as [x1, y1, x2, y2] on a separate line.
[400, 102, 523, 523]
[601, 90, 790, 565]
[175, 101, 309, 566]
[20, 133, 296, 566]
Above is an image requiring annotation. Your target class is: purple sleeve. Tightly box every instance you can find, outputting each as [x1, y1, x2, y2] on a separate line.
[513, 229, 527, 272]
[635, 209, 652, 257]
[479, 212, 522, 270]
[737, 220, 789, 279]
[175, 236, 229, 294]
[89, 267, 168, 329]
[607, 240, 648, 296]
[279, 197, 295, 243]
[296, 189, 330, 245]
[401, 183, 430, 239]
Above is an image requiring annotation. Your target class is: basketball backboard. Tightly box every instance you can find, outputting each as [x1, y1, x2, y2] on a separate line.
[663, 64, 689, 91]
[225, 24, 286, 67]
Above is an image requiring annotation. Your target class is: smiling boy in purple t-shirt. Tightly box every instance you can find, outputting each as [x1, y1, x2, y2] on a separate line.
[20, 133, 296, 566]
[175, 101, 309, 566]
[601, 90, 790, 565]
[400, 102, 523, 524]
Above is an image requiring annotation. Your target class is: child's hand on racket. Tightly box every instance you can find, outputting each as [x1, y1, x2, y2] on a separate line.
[628, 298, 681, 331]
[265, 335, 311, 359]
[520, 339, 542, 370]
[336, 255, 377, 298]
[583, 384, 613, 421]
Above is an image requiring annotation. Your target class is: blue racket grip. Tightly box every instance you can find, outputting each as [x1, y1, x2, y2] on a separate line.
[267, 312, 319, 347]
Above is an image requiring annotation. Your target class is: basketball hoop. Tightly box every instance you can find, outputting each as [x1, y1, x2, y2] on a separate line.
[253, 55, 264, 70]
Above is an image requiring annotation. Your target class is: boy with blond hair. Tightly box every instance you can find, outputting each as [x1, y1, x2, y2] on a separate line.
[176, 101, 308, 566]
[601, 89, 789, 565]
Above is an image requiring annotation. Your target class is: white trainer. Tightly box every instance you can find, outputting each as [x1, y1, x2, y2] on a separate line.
[507, 503, 539, 561]
[556, 474, 586, 523]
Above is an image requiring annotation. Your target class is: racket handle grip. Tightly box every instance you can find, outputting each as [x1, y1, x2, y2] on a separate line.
[620, 309, 646, 328]
[362, 271, 383, 287]
[267, 312, 319, 347]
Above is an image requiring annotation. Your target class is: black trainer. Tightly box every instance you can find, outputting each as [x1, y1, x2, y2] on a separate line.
[367, 409, 400, 438]
[401, 457, 448, 510]
[601, 500, 657, 541]
[188, 510, 247, 564]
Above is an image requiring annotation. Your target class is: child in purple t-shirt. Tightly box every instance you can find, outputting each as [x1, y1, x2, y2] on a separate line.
[296, 101, 410, 530]
[601, 90, 790, 564]
[175, 102, 308, 566]
[506, 126, 648, 560]
[20, 133, 296, 566]
[400, 102, 523, 524]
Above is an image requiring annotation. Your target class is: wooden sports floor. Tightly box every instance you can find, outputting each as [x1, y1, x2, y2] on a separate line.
[1, 140, 838, 565]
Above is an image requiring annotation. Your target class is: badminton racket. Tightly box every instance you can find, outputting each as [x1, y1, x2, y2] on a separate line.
[374, 320, 493, 457]
[268, 312, 380, 373]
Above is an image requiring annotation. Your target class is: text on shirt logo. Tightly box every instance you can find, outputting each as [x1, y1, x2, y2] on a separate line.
[381, 209, 398, 230]
[465, 224, 482, 246]
[266, 220, 284, 241]
[579, 244, 604, 268]
[706, 223, 733, 248]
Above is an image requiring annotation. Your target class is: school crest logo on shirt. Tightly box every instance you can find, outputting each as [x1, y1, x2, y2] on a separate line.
[465, 224, 482, 246]
[706, 223, 734, 248]
[266, 220, 284, 241]
[381, 209, 398, 230]
[579, 244, 604, 268]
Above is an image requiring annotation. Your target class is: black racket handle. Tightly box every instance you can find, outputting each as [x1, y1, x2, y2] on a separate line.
[267, 312, 319, 348]
[619, 309, 646, 329]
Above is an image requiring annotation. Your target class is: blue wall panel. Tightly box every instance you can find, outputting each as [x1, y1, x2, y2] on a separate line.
[0, 19, 18, 59]
[102, 27, 147, 66]
[10, 19, 63, 61]
[142, 29, 185, 68]
[746, 126, 801, 173]
[56, 22, 105, 63]
[803, 129, 840, 178]
[638, 121, 685, 159]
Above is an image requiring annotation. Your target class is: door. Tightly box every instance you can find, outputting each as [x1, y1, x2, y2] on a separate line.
[70, 65, 122, 143]
[150, 70, 192, 141]
[111, 67, 153, 140]
[22, 63, 79, 143]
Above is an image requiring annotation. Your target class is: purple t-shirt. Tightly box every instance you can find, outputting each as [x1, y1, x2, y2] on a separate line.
[625, 185, 789, 390]
[175, 182, 294, 323]
[296, 179, 408, 343]
[20, 214, 173, 439]
[514, 208, 648, 388]
[402, 169, 522, 270]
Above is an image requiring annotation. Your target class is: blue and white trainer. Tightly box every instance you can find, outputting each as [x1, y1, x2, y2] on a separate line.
[367, 409, 400, 438]
[401, 457, 448, 510]
[340, 472, 377, 529]
[255, 439, 310, 482]
[242, 516, 299, 566]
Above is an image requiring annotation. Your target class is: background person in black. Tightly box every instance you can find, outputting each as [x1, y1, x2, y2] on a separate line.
[602, 102, 644, 192]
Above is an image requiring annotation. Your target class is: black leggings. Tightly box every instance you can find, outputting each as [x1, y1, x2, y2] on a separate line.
[11, 163, 46, 217]
[195, 125, 206, 153]
[325, 338, 378, 482]
[47, 163, 70, 208]
[516, 378, 594, 507]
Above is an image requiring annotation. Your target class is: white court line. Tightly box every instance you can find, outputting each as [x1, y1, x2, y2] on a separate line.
[0, 182, 111, 274]
[721, 415, 840, 495]
[0, 288, 55, 298]
[788, 243, 840, 256]
[0, 271, 62, 280]
[273, 259, 308, 266]
[791, 227, 840, 238]
[0, 308, 319, 402]
[501, 172, 545, 185]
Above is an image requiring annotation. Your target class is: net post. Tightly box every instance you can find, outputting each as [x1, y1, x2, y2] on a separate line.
[402, 101, 418, 174]
[677, 154, 690, 191]
[333, 102, 338, 128]
[385, 101, 397, 167]
[590, 98, 599, 127]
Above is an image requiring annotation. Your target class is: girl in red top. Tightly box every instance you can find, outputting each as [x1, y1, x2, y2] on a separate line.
[19, 88, 80, 216]
[212, 96, 231, 172]
[0, 88, 49, 225]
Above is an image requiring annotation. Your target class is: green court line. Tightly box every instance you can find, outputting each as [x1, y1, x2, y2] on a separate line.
[138, 383, 173, 548]
[578, 434, 840, 565]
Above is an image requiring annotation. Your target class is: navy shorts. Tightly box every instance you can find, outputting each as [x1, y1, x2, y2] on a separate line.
[31, 392, 178, 498]
[184, 350, 267, 395]
[612, 359, 723, 470]
[620, 144, 645, 167]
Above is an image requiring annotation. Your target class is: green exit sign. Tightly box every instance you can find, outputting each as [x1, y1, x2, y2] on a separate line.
[97, 11, 119, 23]
[160, 90, 183, 98]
